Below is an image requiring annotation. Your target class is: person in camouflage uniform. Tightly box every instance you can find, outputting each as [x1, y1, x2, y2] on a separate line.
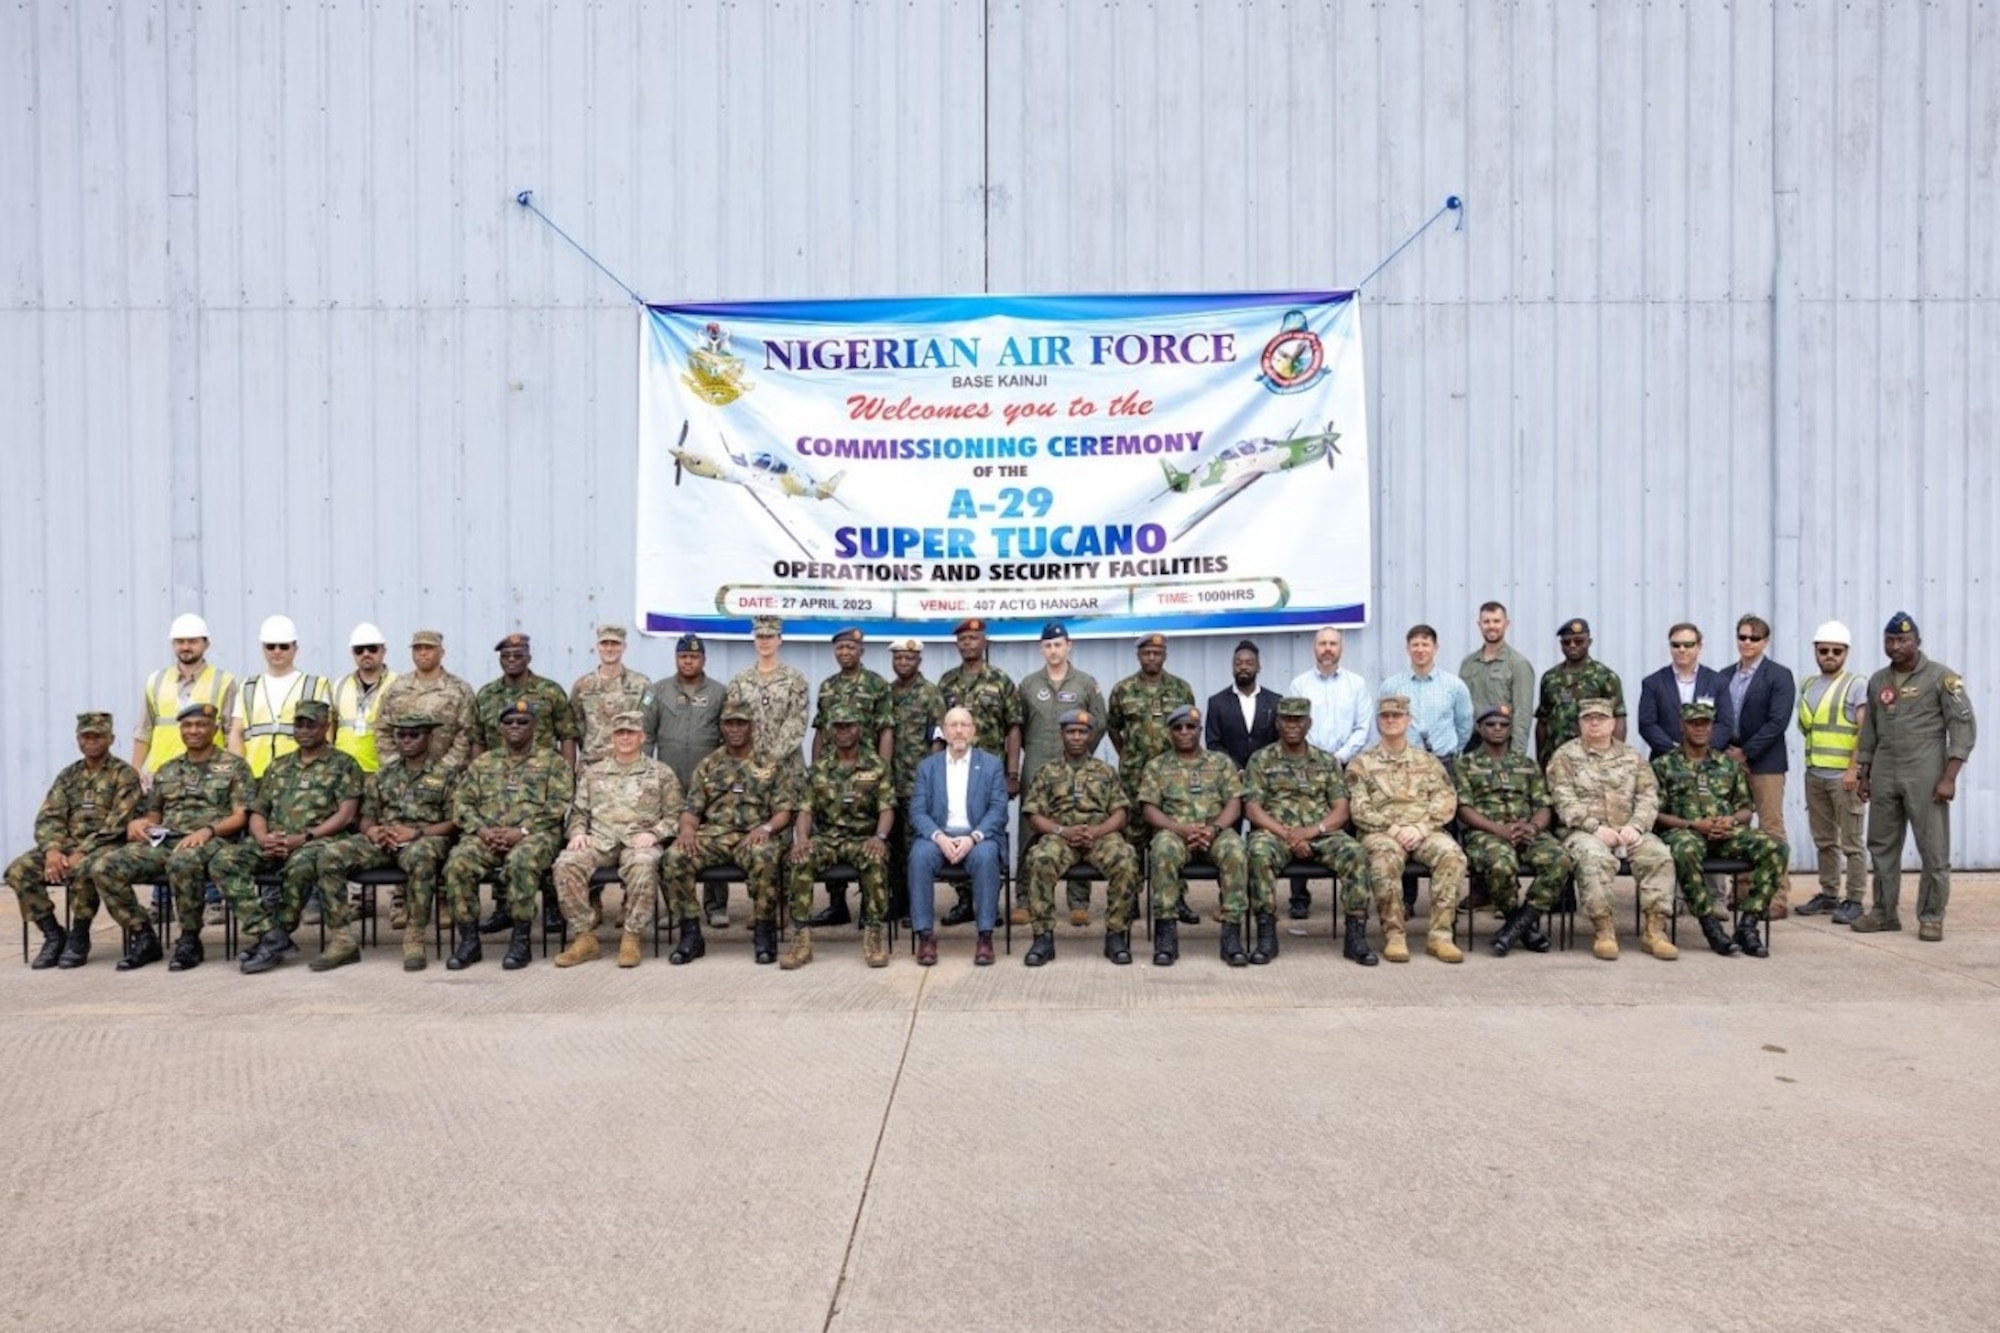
[552, 710, 682, 970]
[1110, 635, 1199, 929]
[1020, 707, 1141, 966]
[727, 615, 811, 773]
[215, 700, 367, 974]
[1243, 696, 1377, 967]
[1455, 703, 1574, 957]
[781, 706, 895, 970]
[802, 628, 895, 929]
[1547, 698, 1677, 961]
[935, 617, 1022, 924]
[375, 630, 477, 775]
[662, 697, 799, 965]
[82, 702, 252, 972]
[1347, 695, 1468, 964]
[7, 712, 143, 970]
[570, 624, 651, 766]
[1652, 701, 1786, 958]
[320, 713, 458, 971]
[1536, 617, 1628, 764]
[1138, 704, 1247, 966]
[443, 700, 575, 971]
[473, 633, 580, 763]
[884, 637, 945, 924]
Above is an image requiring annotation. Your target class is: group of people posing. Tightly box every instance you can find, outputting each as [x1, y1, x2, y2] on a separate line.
[5, 600, 1974, 975]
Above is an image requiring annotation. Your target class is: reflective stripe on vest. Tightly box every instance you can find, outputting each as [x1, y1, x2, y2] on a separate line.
[145, 665, 231, 771]
[333, 670, 394, 772]
[241, 674, 326, 776]
[1798, 670, 1860, 771]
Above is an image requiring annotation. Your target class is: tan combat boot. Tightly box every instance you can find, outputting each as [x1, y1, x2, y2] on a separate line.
[863, 923, 888, 968]
[617, 932, 642, 968]
[390, 886, 409, 931]
[1640, 910, 1678, 960]
[780, 926, 814, 970]
[1591, 914, 1619, 960]
[402, 927, 428, 973]
[308, 927, 361, 972]
[1381, 900, 1409, 963]
[554, 931, 601, 967]
[1425, 929, 1463, 963]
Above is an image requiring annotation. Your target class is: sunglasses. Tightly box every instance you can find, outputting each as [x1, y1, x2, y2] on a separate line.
[352, 644, 384, 655]
[1738, 633, 1766, 642]
[1168, 722, 1199, 731]
[262, 642, 296, 651]
[1816, 645, 1847, 653]
[1669, 640, 1699, 649]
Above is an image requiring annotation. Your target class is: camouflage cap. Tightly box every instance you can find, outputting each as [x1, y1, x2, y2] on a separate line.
[1136, 632, 1167, 650]
[293, 699, 332, 723]
[888, 637, 923, 653]
[752, 616, 783, 637]
[1276, 696, 1313, 719]
[720, 695, 754, 722]
[1040, 621, 1070, 642]
[1057, 708, 1094, 729]
[499, 699, 536, 722]
[1578, 698, 1616, 719]
[494, 632, 531, 652]
[75, 711, 115, 736]
[953, 618, 986, 636]
[1476, 703, 1512, 724]
[825, 703, 864, 726]
[388, 713, 439, 731]
[1376, 694, 1411, 715]
[1679, 700, 1717, 722]
[1165, 704, 1199, 727]
[831, 627, 864, 645]
[611, 710, 646, 732]
[1558, 618, 1591, 638]
[176, 702, 220, 723]
[410, 629, 444, 648]
[674, 633, 706, 653]
[1884, 611, 1918, 636]
[596, 623, 627, 643]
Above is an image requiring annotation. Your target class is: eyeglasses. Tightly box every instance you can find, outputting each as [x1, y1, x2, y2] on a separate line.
[1669, 640, 1699, 649]
[262, 642, 296, 651]
[352, 645, 384, 655]
[1737, 633, 1766, 642]
[498, 717, 533, 727]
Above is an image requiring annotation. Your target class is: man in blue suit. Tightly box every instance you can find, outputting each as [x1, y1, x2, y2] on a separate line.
[908, 706, 1009, 965]
[1636, 623, 1729, 758]
[1715, 614, 1797, 916]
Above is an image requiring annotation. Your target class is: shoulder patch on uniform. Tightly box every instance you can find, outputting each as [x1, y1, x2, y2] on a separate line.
[1943, 674, 1964, 695]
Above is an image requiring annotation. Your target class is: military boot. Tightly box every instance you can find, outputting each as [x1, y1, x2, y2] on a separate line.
[390, 887, 408, 931]
[403, 927, 428, 972]
[476, 902, 512, 934]
[1219, 921, 1249, 967]
[168, 933, 205, 972]
[1248, 913, 1279, 965]
[587, 885, 604, 931]
[1590, 914, 1619, 961]
[780, 927, 814, 970]
[1698, 914, 1739, 956]
[1425, 929, 1464, 964]
[542, 896, 565, 934]
[446, 922, 483, 970]
[501, 920, 534, 969]
[941, 890, 975, 927]
[56, 921, 93, 969]
[1380, 900, 1409, 963]
[1151, 918, 1179, 966]
[1342, 914, 1378, 967]
[618, 932, 643, 967]
[1851, 909, 1902, 933]
[1490, 905, 1532, 957]
[668, 919, 706, 965]
[555, 931, 601, 967]
[239, 927, 295, 974]
[1734, 914, 1769, 958]
[1024, 932, 1056, 967]
[863, 923, 888, 967]
[703, 884, 730, 929]
[309, 928, 362, 972]
[806, 889, 851, 929]
[1518, 907, 1553, 953]
[1175, 900, 1201, 926]
[30, 915, 66, 970]
[1640, 910, 1678, 960]
[753, 921, 779, 964]
[116, 923, 164, 972]
[1104, 930, 1132, 965]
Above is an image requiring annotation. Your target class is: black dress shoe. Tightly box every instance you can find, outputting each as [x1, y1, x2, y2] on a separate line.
[805, 893, 853, 928]
[940, 897, 976, 927]
[1103, 930, 1132, 965]
[168, 934, 204, 972]
[116, 924, 164, 972]
[1175, 901, 1201, 926]
[502, 921, 534, 969]
[668, 920, 706, 965]
[446, 923, 483, 970]
[1024, 933, 1056, 967]
[1152, 919, 1179, 966]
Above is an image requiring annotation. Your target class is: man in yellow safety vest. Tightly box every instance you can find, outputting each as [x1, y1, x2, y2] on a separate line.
[1794, 620, 1870, 924]
[228, 614, 332, 778]
[132, 613, 239, 787]
[333, 621, 399, 774]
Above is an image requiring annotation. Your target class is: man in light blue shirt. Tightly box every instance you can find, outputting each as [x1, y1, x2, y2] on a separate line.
[1379, 624, 1474, 756]
[1288, 626, 1370, 763]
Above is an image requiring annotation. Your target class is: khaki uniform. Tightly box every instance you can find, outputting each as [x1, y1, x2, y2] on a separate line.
[1546, 739, 1674, 918]
[1346, 744, 1467, 934]
[553, 754, 682, 934]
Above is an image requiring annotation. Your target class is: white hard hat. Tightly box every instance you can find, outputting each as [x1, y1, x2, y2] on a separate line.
[168, 613, 209, 639]
[349, 621, 387, 648]
[1811, 620, 1851, 647]
[259, 614, 299, 644]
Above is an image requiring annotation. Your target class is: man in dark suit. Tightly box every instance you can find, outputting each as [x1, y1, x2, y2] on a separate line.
[908, 705, 1009, 964]
[1715, 614, 1797, 917]
[1636, 622, 1729, 758]
[1205, 640, 1282, 769]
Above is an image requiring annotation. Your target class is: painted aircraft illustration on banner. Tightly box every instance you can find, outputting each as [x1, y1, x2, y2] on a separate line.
[1155, 420, 1342, 539]
[667, 421, 846, 557]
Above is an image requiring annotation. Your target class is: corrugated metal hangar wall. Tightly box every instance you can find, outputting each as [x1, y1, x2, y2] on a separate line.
[2, 0, 1993, 863]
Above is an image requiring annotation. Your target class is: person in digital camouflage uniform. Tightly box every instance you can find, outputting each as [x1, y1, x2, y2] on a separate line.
[781, 704, 895, 970]
[570, 624, 651, 766]
[6, 712, 142, 970]
[1138, 704, 1247, 967]
[1020, 707, 1140, 966]
[1547, 698, 1677, 962]
[727, 615, 811, 774]
[1653, 700, 1786, 958]
[1347, 695, 1467, 964]
[1535, 617, 1627, 764]
[320, 712, 458, 971]
[443, 699, 574, 971]
[375, 630, 477, 777]
[551, 710, 681, 970]
[1243, 696, 1377, 967]
[1455, 703, 1573, 958]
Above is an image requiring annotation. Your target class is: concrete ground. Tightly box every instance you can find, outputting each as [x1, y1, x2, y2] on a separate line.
[3, 873, 1997, 1332]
